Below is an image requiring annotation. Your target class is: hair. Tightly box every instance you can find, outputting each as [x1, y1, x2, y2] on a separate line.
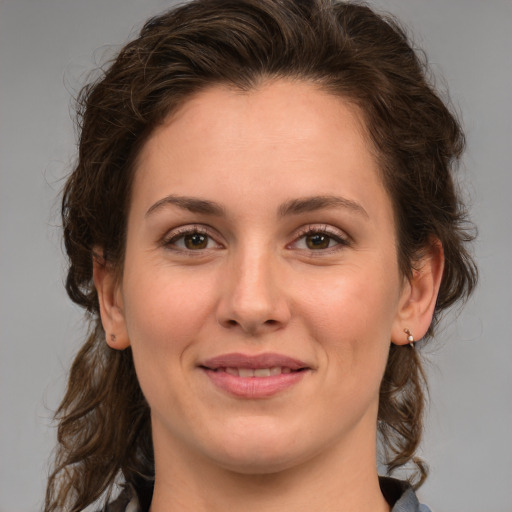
[46, 0, 477, 510]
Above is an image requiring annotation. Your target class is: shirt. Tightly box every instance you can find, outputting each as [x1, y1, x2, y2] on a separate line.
[104, 477, 432, 511]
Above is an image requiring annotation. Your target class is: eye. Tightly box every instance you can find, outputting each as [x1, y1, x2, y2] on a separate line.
[180, 232, 210, 250]
[163, 227, 222, 251]
[292, 226, 349, 251]
[302, 233, 334, 250]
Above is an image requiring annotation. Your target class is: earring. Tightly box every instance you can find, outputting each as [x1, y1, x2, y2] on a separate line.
[110, 333, 116, 343]
[404, 328, 414, 348]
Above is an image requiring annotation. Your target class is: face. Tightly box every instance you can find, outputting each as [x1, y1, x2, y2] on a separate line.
[106, 80, 412, 474]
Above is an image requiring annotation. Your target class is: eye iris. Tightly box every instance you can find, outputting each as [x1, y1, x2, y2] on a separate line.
[184, 233, 208, 249]
[306, 233, 330, 249]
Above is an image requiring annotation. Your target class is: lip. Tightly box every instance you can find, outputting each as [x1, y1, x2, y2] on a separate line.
[201, 352, 308, 370]
[199, 352, 310, 399]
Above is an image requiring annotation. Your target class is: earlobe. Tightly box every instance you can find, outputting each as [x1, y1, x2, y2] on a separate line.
[92, 247, 130, 350]
[391, 239, 444, 345]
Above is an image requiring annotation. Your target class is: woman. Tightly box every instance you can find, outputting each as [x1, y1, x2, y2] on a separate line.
[45, 0, 477, 511]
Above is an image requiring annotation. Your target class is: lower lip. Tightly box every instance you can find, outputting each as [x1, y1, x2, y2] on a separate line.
[202, 369, 308, 398]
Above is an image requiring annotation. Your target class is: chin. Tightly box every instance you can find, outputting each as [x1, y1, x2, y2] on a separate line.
[214, 449, 308, 476]
[202, 428, 316, 475]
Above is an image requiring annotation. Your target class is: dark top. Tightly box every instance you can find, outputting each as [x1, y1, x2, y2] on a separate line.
[104, 477, 432, 511]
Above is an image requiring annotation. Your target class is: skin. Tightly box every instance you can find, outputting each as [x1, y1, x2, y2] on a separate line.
[94, 80, 444, 512]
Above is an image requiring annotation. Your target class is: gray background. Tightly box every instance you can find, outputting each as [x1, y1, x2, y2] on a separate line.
[1, 1, 511, 511]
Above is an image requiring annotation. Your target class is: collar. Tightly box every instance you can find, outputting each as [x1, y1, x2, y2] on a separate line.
[110, 476, 429, 512]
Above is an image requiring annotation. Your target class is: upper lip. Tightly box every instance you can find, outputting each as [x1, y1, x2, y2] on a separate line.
[200, 352, 309, 370]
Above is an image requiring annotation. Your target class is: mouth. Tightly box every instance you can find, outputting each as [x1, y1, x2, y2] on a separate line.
[199, 353, 310, 398]
[209, 366, 303, 377]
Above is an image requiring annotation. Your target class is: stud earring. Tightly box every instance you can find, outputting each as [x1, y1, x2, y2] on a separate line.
[110, 333, 116, 343]
[404, 328, 414, 348]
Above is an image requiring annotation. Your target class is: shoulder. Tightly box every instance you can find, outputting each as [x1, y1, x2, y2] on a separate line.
[379, 477, 432, 512]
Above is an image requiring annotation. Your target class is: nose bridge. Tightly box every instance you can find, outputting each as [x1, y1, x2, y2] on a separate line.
[236, 244, 274, 304]
[217, 240, 289, 333]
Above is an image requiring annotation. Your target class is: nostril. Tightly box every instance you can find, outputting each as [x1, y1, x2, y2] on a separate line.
[264, 319, 278, 325]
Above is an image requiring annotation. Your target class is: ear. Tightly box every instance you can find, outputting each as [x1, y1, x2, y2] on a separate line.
[391, 239, 444, 345]
[92, 247, 130, 350]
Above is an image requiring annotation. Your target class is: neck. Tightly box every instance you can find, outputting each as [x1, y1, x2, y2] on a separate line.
[148, 420, 390, 512]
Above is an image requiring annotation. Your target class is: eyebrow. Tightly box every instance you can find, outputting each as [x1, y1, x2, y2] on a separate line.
[278, 195, 368, 218]
[145, 195, 225, 217]
[145, 194, 368, 219]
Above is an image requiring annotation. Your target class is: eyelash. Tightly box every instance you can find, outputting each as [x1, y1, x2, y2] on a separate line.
[161, 224, 350, 254]
[290, 225, 350, 253]
[161, 225, 223, 253]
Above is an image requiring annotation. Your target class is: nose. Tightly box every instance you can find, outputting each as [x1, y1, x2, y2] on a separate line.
[216, 247, 291, 336]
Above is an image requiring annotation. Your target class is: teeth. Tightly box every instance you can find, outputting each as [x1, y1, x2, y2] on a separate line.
[223, 367, 293, 377]
[254, 368, 271, 377]
[238, 368, 255, 378]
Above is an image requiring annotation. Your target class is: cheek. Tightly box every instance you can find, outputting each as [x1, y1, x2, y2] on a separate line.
[120, 267, 218, 418]
[121, 265, 218, 359]
[299, 262, 399, 332]
[295, 260, 400, 374]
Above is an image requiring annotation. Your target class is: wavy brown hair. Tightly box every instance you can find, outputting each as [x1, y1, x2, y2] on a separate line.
[46, 0, 477, 510]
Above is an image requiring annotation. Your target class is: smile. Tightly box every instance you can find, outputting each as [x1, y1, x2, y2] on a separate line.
[199, 353, 310, 398]
[219, 367, 294, 377]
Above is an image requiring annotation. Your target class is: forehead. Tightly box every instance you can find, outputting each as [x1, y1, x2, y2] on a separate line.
[132, 80, 391, 224]
[145, 80, 372, 155]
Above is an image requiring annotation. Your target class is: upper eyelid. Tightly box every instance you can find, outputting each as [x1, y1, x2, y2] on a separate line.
[166, 224, 210, 237]
[293, 224, 350, 241]
[165, 223, 217, 235]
